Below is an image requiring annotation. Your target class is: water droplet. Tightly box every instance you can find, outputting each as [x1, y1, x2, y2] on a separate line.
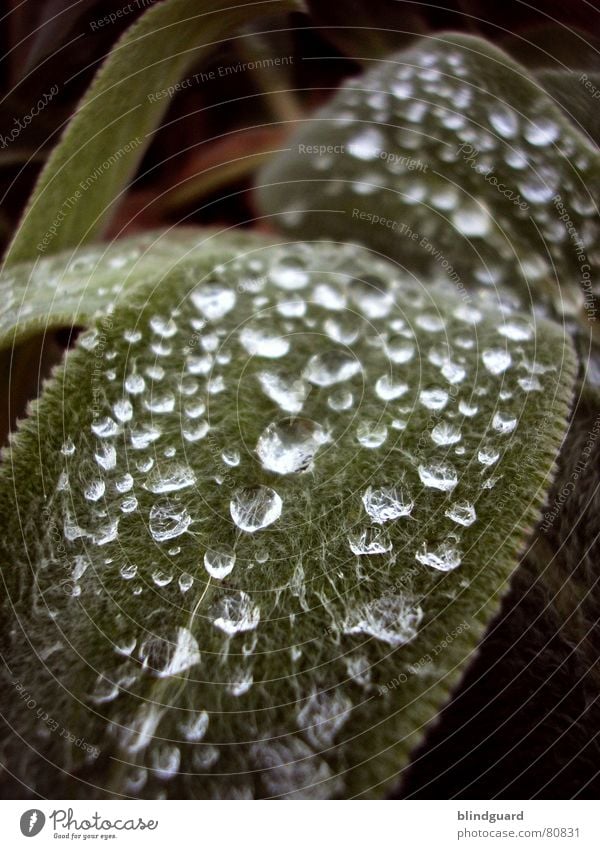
[131, 425, 161, 449]
[145, 391, 175, 414]
[441, 360, 467, 384]
[327, 388, 354, 411]
[418, 461, 458, 492]
[304, 350, 361, 387]
[179, 572, 194, 592]
[478, 443, 500, 466]
[362, 485, 413, 522]
[152, 569, 173, 587]
[356, 420, 388, 448]
[91, 417, 119, 438]
[120, 496, 138, 513]
[95, 443, 116, 471]
[61, 438, 76, 456]
[120, 563, 138, 580]
[227, 667, 254, 697]
[492, 411, 517, 434]
[125, 373, 146, 395]
[458, 399, 478, 417]
[149, 499, 192, 541]
[113, 399, 133, 423]
[498, 321, 533, 341]
[482, 348, 512, 375]
[375, 375, 408, 401]
[124, 329, 142, 344]
[431, 422, 461, 446]
[347, 127, 384, 160]
[230, 486, 282, 532]
[240, 324, 289, 358]
[420, 388, 449, 410]
[179, 711, 209, 742]
[191, 284, 236, 320]
[186, 354, 212, 376]
[297, 689, 352, 749]
[348, 525, 392, 555]
[114, 474, 133, 494]
[487, 103, 519, 138]
[269, 254, 310, 290]
[139, 627, 200, 677]
[150, 315, 178, 338]
[183, 421, 209, 443]
[143, 463, 196, 494]
[221, 449, 240, 467]
[416, 540, 462, 571]
[72, 555, 89, 581]
[445, 500, 476, 527]
[192, 746, 220, 770]
[84, 480, 105, 502]
[518, 375, 542, 392]
[212, 591, 260, 635]
[256, 418, 329, 474]
[257, 370, 309, 414]
[416, 313, 446, 333]
[344, 595, 422, 646]
[204, 545, 236, 579]
[385, 336, 415, 364]
[524, 117, 560, 147]
[150, 744, 180, 781]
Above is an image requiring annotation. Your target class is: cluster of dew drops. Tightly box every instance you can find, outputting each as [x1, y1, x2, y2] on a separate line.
[49, 238, 556, 790]
[279, 41, 598, 319]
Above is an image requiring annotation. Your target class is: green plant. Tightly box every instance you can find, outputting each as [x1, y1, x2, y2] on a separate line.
[0, 3, 597, 799]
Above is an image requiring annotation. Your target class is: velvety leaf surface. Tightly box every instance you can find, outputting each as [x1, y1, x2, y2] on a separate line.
[257, 33, 600, 331]
[0, 228, 263, 352]
[0, 237, 575, 799]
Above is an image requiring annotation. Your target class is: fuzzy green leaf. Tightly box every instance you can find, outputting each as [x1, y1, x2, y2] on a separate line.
[0, 237, 575, 798]
[0, 228, 263, 352]
[257, 33, 600, 330]
[4, 0, 301, 266]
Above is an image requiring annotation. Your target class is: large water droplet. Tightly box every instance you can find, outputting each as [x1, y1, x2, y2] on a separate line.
[431, 422, 461, 446]
[356, 420, 388, 448]
[256, 418, 329, 474]
[303, 350, 362, 387]
[297, 689, 352, 749]
[344, 595, 422, 646]
[420, 388, 449, 410]
[257, 370, 309, 414]
[348, 525, 393, 555]
[204, 545, 236, 579]
[149, 499, 192, 541]
[191, 283, 236, 320]
[416, 540, 462, 571]
[139, 627, 200, 678]
[212, 591, 260, 635]
[240, 325, 289, 358]
[362, 485, 413, 522]
[445, 500, 476, 527]
[375, 375, 408, 401]
[492, 411, 517, 434]
[143, 463, 196, 494]
[418, 461, 458, 492]
[482, 348, 512, 375]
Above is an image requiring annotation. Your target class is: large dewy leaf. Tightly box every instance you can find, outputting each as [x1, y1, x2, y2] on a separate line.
[0, 238, 575, 798]
[4, 0, 302, 266]
[257, 33, 600, 332]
